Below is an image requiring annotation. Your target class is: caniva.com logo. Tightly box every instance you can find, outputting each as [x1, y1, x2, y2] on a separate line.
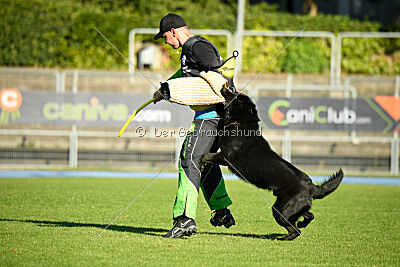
[268, 99, 357, 126]
[42, 96, 172, 123]
[0, 88, 23, 125]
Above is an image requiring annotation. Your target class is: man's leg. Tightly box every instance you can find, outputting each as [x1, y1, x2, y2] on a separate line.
[200, 164, 235, 228]
[200, 130, 235, 228]
[172, 158, 199, 220]
[166, 119, 235, 238]
[200, 163, 232, 211]
[173, 119, 232, 219]
[172, 120, 204, 220]
[166, 119, 219, 238]
[164, 121, 201, 238]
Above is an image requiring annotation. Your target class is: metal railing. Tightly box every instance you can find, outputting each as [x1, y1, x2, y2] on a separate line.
[343, 75, 400, 174]
[2, 29, 400, 174]
[236, 30, 336, 85]
[344, 75, 400, 97]
[0, 68, 60, 92]
[1, 75, 399, 174]
[263, 133, 395, 174]
[2, 30, 398, 89]
[336, 32, 400, 85]
[1, 125, 396, 174]
[0, 128, 179, 169]
[59, 69, 162, 93]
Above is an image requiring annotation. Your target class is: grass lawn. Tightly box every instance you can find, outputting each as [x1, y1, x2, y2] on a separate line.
[1, 177, 399, 266]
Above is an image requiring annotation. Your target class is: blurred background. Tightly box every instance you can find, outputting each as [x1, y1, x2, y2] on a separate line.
[1, 0, 400, 176]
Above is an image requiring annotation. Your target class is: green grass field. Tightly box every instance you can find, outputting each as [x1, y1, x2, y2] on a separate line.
[1, 177, 399, 266]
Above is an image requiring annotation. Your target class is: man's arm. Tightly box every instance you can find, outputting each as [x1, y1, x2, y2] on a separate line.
[154, 41, 221, 104]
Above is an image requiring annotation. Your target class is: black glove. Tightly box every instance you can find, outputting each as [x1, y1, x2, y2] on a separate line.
[159, 82, 171, 100]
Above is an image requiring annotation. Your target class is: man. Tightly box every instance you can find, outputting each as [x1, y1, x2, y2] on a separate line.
[153, 13, 235, 238]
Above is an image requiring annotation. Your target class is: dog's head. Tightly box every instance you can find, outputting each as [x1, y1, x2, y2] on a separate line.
[221, 86, 260, 125]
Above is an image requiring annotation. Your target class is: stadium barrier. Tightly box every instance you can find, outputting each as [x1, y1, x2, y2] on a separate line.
[1, 67, 399, 174]
[1, 29, 400, 174]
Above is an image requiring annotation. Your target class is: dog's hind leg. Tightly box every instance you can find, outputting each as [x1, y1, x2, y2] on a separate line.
[272, 208, 301, 241]
[272, 200, 301, 241]
[297, 211, 314, 228]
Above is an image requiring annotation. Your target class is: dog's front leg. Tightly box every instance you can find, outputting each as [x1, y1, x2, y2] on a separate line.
[200, 151, 228, 172]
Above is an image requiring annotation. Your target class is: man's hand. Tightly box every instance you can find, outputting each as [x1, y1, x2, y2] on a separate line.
[153, 82, 171, 104]
[153, 91, 164, 104]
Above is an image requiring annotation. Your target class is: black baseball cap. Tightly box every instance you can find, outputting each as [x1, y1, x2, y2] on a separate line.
[154, 13, 186, 40]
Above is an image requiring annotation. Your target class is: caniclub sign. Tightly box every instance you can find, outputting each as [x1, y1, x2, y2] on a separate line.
[257, 97, 400, 133]
[2, 89, 399, 133]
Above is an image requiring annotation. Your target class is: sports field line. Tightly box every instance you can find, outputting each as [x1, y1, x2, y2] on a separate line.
[0, 170, 399, 186]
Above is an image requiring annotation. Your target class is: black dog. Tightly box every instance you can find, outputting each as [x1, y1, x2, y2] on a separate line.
[201, 87, 344, 241]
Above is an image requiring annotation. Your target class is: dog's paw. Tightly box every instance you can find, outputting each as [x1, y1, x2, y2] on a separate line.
[200, 162, 207, 172]
[200, 155, 208, 172]
[297, 212, 314, 228]
[297, 221, 306, 228]
[277, 232, 300, 241]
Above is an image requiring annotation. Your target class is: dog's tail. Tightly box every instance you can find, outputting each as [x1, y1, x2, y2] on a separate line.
[312, 168, 344, 199]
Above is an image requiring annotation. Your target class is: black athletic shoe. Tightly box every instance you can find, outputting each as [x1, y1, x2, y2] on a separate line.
[210, 208, 236, 228]
[163, 216, 197, 238]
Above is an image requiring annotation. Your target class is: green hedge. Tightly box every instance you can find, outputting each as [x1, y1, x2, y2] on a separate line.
[1, 0, 399, 74]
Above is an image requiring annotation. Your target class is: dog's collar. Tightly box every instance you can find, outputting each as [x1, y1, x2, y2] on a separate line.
[224, 121, 259, 129]
[225, 121, 239, 128]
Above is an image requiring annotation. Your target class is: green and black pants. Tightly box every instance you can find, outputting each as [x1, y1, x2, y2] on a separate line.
[173, 118, 232, 219]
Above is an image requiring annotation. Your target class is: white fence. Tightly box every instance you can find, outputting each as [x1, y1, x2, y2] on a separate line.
[128, 29, 400, 86]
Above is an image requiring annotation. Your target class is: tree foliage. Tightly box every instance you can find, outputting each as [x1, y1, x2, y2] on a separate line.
[1, 0, 399, 74]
